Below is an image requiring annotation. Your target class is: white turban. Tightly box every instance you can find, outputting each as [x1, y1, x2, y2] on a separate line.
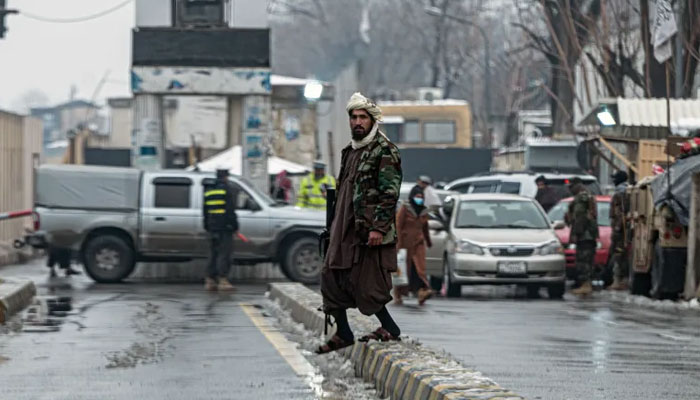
[346, 92, 383, 122]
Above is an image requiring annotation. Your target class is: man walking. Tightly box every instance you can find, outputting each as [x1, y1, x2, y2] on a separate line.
[317, 92, 403, 354]
[566, 177, 599, 296]
[297, 161, 336, 210]
[608, 171, 630, 290]
[203, 169, 238, 291]
[535, 175, 558, 212]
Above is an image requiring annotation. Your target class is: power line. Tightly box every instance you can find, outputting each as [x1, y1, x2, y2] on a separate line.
[20, 0, 133, 24]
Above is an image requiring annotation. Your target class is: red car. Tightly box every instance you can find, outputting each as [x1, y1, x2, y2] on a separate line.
[547, 196, 612, 281]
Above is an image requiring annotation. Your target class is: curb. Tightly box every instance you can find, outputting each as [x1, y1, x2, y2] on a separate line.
[0, 279, 37, 324]
[269, 283, 524, 400]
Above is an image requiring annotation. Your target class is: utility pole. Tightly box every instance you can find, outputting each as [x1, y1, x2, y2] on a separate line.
[0, 0, 18, 39]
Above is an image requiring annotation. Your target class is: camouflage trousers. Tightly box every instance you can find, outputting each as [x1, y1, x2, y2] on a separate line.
[576, 240, 597, 283]
[610, 231, 628, 279]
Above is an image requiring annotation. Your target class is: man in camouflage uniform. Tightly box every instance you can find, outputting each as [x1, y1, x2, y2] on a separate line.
[566, 177, 599, 296]
[608, 171, 630, 290]
[317, 92, 403, 354]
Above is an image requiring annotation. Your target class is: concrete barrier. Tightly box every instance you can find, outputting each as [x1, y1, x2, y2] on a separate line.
[269, 283, 524, 400]
[0, 278, 36, 324]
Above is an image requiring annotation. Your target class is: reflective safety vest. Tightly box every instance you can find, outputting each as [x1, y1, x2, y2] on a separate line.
[203, 181, 238, 232]
[296, 173, 336, 210]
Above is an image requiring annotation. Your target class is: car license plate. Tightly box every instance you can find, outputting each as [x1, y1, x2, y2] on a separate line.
[498, 261, 527, 275]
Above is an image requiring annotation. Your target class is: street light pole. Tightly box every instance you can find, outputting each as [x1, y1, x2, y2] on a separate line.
[426, 7, 491, 145]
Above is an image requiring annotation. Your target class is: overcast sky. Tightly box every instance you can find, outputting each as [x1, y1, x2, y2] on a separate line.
[0, 0, 135, 113]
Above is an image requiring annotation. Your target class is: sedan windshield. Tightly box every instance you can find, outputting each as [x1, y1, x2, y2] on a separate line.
[456, 199, 551, 229]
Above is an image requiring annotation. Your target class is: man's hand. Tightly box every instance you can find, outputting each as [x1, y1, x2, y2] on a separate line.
[368, 231, 383, 246]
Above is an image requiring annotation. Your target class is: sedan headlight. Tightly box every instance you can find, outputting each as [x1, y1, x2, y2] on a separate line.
[457, 240, 484, 255]
[536, 240, 563, 256]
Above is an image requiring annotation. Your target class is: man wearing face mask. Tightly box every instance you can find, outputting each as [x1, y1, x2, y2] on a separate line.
[317, 92, 403, 354]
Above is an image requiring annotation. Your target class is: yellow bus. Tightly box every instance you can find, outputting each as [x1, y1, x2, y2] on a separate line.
[378, 100, 472, 148]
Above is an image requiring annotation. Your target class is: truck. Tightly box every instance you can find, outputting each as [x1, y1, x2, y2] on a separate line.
[628, 153, 700, 298]
[25, 165, 326, 284]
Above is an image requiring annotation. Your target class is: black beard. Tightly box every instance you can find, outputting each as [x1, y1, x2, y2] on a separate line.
[352, 128, 368, 141]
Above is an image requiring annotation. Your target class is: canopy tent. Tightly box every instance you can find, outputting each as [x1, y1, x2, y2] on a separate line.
[190, 146, 310, 176]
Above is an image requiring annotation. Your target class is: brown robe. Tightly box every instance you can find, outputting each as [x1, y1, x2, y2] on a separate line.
[321, 147, 396, 316]
[396, 204, 431, 291]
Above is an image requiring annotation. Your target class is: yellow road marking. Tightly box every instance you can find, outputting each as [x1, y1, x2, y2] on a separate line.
[240, 304, 323, 397]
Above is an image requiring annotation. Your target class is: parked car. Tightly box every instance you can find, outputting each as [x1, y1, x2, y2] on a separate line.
[432, 193, 566, 299]
[547, 196, 612, 282]
[445, 172, 601, 198]
[26, 165, 325, 284]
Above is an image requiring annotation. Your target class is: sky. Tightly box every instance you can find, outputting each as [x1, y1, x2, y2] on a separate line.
[0, 0, 135, 113]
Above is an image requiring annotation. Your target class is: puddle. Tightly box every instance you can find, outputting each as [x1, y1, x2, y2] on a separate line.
[22, 297, 74, 334]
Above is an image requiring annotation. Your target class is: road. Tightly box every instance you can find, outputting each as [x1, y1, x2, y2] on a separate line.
[2, 259, 700, 400]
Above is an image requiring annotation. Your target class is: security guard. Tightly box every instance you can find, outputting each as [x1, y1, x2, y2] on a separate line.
[566, 177, 599, 296]
[203, 168, 238, 291]
[297, 161, 336, 210]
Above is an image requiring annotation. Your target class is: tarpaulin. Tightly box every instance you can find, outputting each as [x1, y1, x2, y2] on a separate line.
[35, 165, 141, 211]
[651, 156, 700, 226]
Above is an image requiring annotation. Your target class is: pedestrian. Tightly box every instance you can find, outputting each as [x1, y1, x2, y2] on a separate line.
[566, 177, 599, 296]
[608, 170, 630, 291]
[202, 168, 238, 292]
[535, 175, 558, 212]
[271, 169, 293, 204]
[46, 246, 80, 278]
[416, 175, 441, 211]
[317, 92, 403, 354]
[395, 186, 433, 305]
[296, 161, 336, 210]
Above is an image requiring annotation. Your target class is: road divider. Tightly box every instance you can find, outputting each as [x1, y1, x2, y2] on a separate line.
[268, 282, 524, 400]
[0, 278, 36, 324]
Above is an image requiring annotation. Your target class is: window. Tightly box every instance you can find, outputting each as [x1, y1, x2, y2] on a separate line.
[155, 184, 191, 208]
[451, 183, 471, 194]
[470, 182, 496, 193]
[457, 200, 550, 229]
[548, 200, 610, 227]
[403, 121, 421, 143]
[384, 123, 401, 143]
[423, 121, 456, 144]
[229, 183, 260, 211]
[499, 182, 521, 194]
[176, 0, 225, 27]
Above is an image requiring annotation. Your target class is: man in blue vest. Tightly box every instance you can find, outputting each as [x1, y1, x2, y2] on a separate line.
[203, 169, 238, 291]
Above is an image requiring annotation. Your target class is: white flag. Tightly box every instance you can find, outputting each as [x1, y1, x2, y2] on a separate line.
[652, 0, 678, 63]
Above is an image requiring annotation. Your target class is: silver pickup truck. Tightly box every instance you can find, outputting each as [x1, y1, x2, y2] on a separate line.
[28, 165, 325, 284]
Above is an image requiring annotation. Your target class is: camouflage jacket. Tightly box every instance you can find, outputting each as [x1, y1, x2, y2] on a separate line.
[566, 190, 599, 243]
[338, 132, 402, 245]
[610, 182, 630, 234]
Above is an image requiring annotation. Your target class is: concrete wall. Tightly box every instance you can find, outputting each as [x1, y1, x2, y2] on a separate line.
[0, 111, 42, 252]
[271, 106, 316, 168]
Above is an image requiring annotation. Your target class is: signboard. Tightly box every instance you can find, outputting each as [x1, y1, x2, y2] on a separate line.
[242, 95, 271, 193]
[131, 67, 271, 95]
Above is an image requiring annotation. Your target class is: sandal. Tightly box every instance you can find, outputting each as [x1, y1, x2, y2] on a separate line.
[315, 335, 355, 354]
[358, 327, 401, 343]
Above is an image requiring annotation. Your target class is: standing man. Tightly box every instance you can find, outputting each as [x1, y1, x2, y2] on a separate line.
[317, 92, 403, 354]
[417, 175, 441, 211]
[608, 171, 630, 290]
[297, 161, 336, 210]
[566, 177, 599, 296]
[203, 169, 238, 291]
[535, 175, 559, 212]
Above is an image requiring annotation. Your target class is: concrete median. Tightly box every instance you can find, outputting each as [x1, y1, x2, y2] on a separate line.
[268, 282, 524, 400]
[0, 278, 37, 324]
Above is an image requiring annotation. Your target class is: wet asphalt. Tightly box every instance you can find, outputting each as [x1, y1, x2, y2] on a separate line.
[388, 286, 700, 400]
[3, 259, 700, 400]
[0, 260, 315, 400]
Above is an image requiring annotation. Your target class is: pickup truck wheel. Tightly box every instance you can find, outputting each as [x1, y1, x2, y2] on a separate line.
[282, 237, 322, 284]
[84, 235, 135, 283]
